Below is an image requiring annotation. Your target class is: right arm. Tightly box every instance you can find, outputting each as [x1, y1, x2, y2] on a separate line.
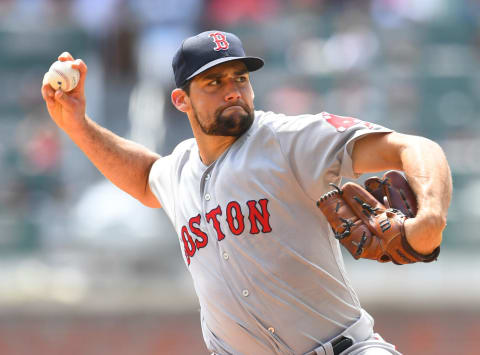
[41, 52, 161, 208]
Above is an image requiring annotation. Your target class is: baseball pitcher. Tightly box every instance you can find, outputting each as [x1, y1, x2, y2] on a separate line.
[41, 31, 452, 355]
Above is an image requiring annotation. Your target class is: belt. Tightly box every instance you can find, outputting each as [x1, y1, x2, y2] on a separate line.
[305, 309, 374, 355]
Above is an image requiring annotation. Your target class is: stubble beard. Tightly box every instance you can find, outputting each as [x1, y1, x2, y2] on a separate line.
[192, 102, 254, 137]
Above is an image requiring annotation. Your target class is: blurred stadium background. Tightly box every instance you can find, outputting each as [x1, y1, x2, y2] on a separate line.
[0, 0, 479, 354]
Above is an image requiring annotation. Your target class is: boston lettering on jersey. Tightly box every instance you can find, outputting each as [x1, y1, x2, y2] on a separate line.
[181, 198, 272, 265]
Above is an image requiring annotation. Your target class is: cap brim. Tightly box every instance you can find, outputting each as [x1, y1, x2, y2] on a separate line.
[185, 56, 264, 84]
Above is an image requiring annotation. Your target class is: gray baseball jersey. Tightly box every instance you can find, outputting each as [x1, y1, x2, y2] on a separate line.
[149, 110, 393, 355]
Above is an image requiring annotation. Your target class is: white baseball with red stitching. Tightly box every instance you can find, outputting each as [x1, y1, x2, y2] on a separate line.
[47, 60, 80, 92]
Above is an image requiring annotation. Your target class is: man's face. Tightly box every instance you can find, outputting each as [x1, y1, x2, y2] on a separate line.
[187, 61, 255, 137]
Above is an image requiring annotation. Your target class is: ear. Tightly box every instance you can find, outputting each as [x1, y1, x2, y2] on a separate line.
[171, 88, 190, 113]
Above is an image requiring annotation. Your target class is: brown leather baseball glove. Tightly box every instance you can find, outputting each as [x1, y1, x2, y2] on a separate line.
[317, 171, 440, 264]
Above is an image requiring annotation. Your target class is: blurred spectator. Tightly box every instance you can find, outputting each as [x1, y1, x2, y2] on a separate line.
[127, 0, 202, 155]
[72, 0, 136, 79]
[205, 0, 280, 26]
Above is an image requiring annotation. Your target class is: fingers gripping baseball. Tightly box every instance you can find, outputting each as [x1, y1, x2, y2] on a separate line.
[59, 52, 88, 94]
[41, 52, 88, 130]
[59, 52, 74, 61]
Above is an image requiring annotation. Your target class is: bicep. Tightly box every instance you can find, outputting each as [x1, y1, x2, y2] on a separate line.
[352, 131, 406, 174]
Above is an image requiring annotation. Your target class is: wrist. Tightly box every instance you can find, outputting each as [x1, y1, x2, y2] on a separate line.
[404, 215, 445, 255]
[60, 112, 88, 133]
[414, 211, 447, 232]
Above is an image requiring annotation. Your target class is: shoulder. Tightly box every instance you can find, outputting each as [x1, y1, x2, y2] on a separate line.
[254, 110, 333, 134]
[166, 138, 198, 165]
[256, 110, 388, 133]
[171, 137, 197, 156]
[151, 138, 196, 174]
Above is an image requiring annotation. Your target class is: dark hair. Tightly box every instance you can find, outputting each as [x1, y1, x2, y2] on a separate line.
[181, 80, 191, 96]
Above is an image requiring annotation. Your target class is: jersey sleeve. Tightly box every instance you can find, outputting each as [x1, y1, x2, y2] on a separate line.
[148, 154, 176, 222]
[267, 111, 393, 201]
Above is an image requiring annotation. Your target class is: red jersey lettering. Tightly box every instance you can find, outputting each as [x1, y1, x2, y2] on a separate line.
[247, 199, 272, 234]
[226, 201, 245, 235]
[189, 214, 209, 249]
[181, 225, 196, 265]
[206, 205, 226, 241]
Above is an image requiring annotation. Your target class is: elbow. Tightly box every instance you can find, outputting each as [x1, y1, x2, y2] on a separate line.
[405, 134, 443, 152]
[397, 134, 447, 166]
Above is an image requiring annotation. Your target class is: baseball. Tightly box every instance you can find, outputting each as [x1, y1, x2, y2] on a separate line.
[46, 60, 80, 92]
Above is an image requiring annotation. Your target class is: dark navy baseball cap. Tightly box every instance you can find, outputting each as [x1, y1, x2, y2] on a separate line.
[172, 30, 264, 88]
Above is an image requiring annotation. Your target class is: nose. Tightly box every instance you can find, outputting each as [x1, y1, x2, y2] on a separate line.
[224, 81, 241, 102]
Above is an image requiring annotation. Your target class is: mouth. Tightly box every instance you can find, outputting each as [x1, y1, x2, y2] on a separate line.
[222, 105, 246, 113]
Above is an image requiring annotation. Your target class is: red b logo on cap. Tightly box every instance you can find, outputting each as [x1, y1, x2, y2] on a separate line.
[209, 32, 229, 51]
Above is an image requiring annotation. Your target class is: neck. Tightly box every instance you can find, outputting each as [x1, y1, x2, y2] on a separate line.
[193, 128, 237, 166]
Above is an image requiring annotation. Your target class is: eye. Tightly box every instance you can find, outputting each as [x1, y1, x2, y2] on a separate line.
[208, 79, 220, 86]
[236, 76, 247, 82]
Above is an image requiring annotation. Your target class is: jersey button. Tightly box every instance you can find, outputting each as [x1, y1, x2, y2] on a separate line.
[205, 193, 211, 201]
[242, 289, 249, 297]
[268, 327, 275, 334]
[223, 252, 229, 260]
[205, 173, 210, 180]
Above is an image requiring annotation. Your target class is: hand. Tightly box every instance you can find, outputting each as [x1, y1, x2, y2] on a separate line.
[41, 52, 88, 131]
[404, 213, 446, 255]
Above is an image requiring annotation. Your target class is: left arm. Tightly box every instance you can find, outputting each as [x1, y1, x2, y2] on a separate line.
[352, 132, 453, 255]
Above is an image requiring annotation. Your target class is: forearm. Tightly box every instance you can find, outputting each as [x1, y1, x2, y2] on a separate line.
[67, 115, 161, 205]
[352, 132, 452, 254]
[400, 136, 452, 221]
[41, 54, 160, 207]
[399, 136, 452, 253]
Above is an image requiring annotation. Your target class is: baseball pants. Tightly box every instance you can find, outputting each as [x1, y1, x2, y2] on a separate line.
[306, 310, 401, 355]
